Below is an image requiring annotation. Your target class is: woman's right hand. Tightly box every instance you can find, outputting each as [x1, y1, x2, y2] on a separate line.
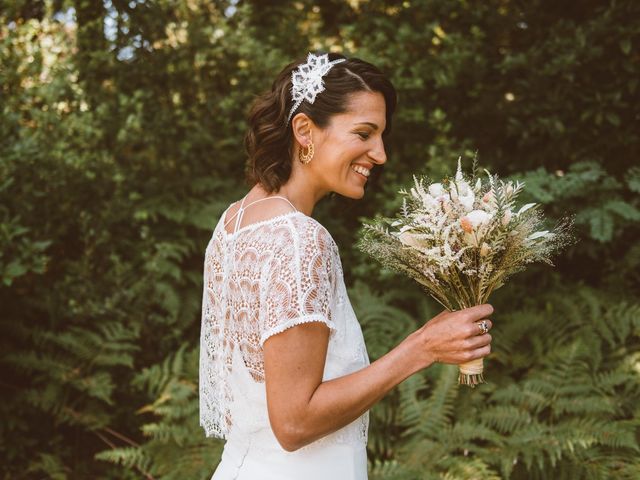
[411, 304, 494, 369]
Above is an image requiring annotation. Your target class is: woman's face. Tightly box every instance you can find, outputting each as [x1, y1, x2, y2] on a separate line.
[306, 91, 388, 200]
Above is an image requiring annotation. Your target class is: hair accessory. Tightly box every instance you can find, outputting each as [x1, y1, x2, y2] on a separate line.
[286, 52, 346, 126]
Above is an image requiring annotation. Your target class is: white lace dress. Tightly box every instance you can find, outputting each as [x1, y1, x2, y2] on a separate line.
[199, 196, 371, 480]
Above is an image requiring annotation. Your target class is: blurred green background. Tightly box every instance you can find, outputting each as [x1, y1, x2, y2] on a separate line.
[1, 0, 639, 478]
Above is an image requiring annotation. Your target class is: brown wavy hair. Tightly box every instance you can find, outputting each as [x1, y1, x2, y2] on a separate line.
[244, 51, 398, 193]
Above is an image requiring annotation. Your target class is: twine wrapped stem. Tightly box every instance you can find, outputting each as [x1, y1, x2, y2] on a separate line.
[458, 357, 485, 387]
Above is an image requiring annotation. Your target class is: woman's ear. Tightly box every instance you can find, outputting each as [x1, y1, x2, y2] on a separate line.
[291, 113, 314, 148]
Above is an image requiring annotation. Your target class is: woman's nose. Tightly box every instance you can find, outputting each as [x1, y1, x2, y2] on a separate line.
[369, 138, 387, 165]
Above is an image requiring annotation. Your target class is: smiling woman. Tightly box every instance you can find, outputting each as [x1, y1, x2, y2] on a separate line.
[287, 89, 388, 202]
[243, 52, 396, 203]
[199, 51, 494, 480]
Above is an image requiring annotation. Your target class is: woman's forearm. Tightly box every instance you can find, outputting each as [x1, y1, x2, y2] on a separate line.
[287, 333, 426, 450]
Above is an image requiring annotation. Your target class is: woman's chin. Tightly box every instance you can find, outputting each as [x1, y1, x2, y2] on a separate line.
[340, 186, 366, 200]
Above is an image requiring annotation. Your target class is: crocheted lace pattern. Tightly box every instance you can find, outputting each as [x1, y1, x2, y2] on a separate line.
[199, 210, 369, 448]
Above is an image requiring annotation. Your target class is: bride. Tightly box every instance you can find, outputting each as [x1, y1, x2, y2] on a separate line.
[199, 51, 493, 480]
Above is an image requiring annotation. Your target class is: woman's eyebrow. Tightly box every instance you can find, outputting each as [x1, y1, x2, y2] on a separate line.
[355, 121, 379, 130]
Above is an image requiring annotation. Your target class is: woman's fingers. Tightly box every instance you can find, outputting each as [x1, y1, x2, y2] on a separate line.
[463, 304, 494, 322]
[467, 333, 492, 349]
[469, 343, 491, 360]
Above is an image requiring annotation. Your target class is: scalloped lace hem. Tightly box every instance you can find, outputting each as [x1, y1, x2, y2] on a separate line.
[259, 314, 337, 346]
[200, 420, 227, 440]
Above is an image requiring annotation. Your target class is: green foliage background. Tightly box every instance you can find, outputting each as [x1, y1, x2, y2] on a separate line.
[1, 0, 639, 478]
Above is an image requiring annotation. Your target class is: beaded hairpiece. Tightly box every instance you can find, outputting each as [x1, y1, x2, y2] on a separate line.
[286, 52, 347, 126]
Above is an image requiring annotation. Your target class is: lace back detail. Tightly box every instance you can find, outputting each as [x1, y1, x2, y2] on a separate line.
[199, 201, 370, 447]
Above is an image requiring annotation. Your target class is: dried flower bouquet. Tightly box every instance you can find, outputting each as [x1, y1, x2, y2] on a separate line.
[357, 157, 574, 386]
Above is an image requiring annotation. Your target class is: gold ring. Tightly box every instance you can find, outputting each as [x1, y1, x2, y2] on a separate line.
[477, 320, 489, 335]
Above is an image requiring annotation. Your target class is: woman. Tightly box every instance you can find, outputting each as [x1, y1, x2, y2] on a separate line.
[199, 51, 493, 480]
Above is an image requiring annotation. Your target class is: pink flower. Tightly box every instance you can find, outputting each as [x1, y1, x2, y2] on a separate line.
[460, 217, 473, 233]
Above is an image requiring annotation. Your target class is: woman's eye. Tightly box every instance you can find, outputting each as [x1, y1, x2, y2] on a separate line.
[357, 132, 370, 140]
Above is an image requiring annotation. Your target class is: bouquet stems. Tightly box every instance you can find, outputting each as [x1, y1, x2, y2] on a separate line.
[458, 358, 485, 387]
[451, 302, 487, 387]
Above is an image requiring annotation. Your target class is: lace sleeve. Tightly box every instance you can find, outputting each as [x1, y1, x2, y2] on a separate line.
[259, 220, 338, 346]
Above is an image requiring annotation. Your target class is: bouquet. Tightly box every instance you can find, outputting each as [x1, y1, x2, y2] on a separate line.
[357, 156, 574, 386]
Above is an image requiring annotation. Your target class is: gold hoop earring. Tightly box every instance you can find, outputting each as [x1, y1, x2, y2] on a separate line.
[298, 131, 314, 164]
[299, 142, 314, 164]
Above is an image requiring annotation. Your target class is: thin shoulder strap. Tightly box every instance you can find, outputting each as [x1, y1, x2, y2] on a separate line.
[243, 196, 297, 212]
[232, 195, 248, 233]
[223, 195, 298, 234]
